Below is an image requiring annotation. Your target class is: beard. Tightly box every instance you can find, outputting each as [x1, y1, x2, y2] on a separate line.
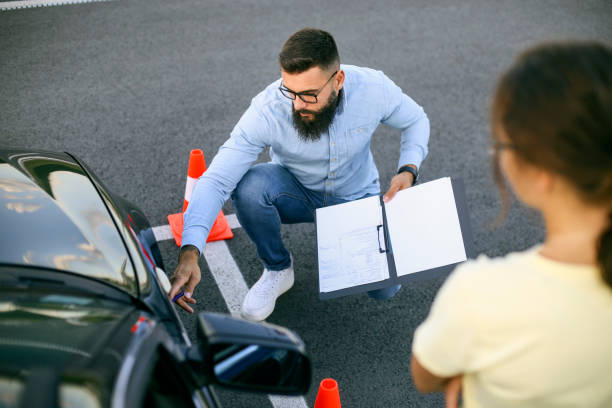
[292, 89, 342, 142]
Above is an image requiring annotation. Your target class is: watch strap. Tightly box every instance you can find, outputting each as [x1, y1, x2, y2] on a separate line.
[397, 165, 418, 184]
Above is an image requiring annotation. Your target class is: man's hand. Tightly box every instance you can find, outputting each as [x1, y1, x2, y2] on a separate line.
[169, 245, 201, 313]
[383, 168, 416, 203]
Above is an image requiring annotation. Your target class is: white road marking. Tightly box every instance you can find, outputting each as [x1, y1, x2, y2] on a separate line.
[0, 0, 112, 11]
[155, 217, 308, 408]
[225, 213, 241, 229]
[267, 395, 309, 408]
[152, 214, 241, 243]
[202, 240, 248, 316]
[152, 224, 174, 242]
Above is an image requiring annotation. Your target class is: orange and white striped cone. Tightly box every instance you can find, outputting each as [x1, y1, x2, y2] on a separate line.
[167, 149, 233, 247]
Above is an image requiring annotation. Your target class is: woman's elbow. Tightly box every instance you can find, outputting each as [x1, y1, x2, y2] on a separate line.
[411, 355, 445, 393]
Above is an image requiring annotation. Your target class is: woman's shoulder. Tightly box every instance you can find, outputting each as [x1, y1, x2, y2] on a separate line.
[458, 246, 538, 273]
[444, 247, 542, 293]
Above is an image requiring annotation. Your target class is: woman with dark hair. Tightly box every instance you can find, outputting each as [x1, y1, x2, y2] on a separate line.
[411, 42, 612, 407]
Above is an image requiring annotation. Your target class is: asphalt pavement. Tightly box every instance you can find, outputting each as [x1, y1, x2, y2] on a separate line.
[2, 1, 612, 406]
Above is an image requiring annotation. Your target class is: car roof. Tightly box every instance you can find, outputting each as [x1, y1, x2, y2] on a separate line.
[0, 148, 138, 295]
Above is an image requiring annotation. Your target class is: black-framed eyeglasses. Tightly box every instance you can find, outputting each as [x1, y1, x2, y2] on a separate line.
[279, 71, 338, 104]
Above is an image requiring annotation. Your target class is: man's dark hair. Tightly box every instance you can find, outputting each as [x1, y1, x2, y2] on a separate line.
[279, 28, 340, 73]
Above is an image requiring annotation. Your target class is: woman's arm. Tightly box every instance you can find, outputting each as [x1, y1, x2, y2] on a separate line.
[411, 355, 449, 393]
[412, 356, 462, 408]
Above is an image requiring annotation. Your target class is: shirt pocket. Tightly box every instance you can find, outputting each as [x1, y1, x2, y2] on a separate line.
[343, 123, 376, 161]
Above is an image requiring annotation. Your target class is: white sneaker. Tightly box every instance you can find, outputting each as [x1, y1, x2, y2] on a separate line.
[241, 256, 294, 322]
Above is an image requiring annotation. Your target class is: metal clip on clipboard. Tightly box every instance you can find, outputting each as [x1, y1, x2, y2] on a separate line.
[377, 224, 388, 253]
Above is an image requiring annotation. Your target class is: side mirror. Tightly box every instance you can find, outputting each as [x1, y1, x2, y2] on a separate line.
[193, 312, 311, 395]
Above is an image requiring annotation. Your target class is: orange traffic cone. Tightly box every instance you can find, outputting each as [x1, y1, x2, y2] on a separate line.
[167, 149, 233, 247]
[314, 378, 341, 408]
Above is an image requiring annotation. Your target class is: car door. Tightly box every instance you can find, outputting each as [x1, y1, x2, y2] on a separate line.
[116, 315, 212, 408]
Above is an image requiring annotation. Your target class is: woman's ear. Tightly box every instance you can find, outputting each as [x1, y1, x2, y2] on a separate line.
[534, 168, 556, 194]
[523, 167, 559, 211]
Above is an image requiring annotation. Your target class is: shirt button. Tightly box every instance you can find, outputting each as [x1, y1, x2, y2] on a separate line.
[330, 172, 334, 177]
[332, 158, 336, 162]
[330, 142, 335, 147]
[327, 182, 332, 186]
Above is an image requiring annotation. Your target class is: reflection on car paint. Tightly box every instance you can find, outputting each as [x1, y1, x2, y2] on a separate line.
[0, 157, 137, 295]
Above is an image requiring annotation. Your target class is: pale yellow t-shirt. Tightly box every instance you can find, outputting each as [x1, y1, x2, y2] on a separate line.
[412, 246, 612, 408]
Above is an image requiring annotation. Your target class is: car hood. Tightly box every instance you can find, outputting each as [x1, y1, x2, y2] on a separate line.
[0, 290, 141, 407]
[0, 148, 137, 295]
[0, 293, 131, 368]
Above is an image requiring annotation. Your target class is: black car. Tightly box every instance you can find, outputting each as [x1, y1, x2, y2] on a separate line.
[0, 148, 311, 408]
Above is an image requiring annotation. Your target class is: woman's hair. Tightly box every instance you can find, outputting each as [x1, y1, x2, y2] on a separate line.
[491, 41, 612, 288]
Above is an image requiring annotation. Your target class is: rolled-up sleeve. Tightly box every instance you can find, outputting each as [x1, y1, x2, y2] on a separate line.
[380, 73, 430, 170]
[182, 103, 269, 254]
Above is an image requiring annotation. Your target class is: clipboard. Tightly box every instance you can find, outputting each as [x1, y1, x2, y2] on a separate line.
[315, 177, 475, 300]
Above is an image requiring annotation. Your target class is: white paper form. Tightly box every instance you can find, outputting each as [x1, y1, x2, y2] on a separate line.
[316, 196, 389, 293]
[384, 177, 467, 276]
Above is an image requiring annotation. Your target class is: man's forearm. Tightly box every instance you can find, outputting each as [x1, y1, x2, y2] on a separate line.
[181, 131, 264, 253]
[399, 114, 430, 170]
[182, 175, 228, 254]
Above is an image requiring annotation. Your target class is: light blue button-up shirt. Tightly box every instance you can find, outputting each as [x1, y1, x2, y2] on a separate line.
[182, 64, 430, 253]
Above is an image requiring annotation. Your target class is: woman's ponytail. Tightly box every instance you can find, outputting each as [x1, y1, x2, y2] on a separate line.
[598, 210, 612, 289]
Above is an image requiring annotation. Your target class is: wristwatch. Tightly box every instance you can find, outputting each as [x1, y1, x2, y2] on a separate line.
[397, 165, 419, 184]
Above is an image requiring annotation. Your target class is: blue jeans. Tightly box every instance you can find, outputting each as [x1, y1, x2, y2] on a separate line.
[231, 163, 401, 300]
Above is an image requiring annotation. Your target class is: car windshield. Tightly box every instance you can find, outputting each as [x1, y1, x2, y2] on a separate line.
[0, 154, 137, 295]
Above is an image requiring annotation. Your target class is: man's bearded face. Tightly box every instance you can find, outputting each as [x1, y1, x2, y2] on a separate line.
[292, 89, 341, 142]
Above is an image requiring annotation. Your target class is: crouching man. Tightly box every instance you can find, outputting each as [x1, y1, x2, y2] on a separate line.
[170, 28, 430, 321]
